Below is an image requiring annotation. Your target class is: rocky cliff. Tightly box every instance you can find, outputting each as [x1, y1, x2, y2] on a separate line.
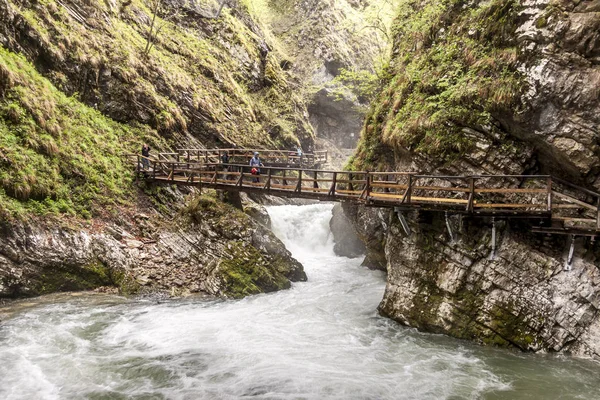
[0, 0, 313, 299]
[348, 0, 600, 357]
[252, 0, 395, 150]
[0, 190, 305, 299]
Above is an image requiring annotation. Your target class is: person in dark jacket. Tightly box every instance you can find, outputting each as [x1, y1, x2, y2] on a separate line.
[221, 151, 230, 181]
[141, 144, 151, 170]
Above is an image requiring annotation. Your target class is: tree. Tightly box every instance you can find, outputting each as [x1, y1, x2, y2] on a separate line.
[142, 0, 182, 57]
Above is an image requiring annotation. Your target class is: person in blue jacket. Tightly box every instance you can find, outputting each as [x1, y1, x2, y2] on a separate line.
[249, 152, 263, 183]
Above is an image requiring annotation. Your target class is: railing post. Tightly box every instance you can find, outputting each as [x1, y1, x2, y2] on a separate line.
[349, 173, 354, 192]
[364, 172, 371, 201]
[313, 171, 319, 190]
[329, 172, 337, 197]
[237, 166, 244, 187]
[547, 177, 552, 213]
[283, 169, 288, 186]
[406, 175, 412, 203]
[467, 177, 475, 213]
[265, 168, 272, 190]
[296, 169, 303, 193]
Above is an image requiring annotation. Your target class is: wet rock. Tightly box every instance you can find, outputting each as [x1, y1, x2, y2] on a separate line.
[0, 199, 305, 300]
[329, 203, 365, 259]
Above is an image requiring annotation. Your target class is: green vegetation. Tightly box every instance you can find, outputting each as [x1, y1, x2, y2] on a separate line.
[34, 260, 112, 294]
[7, 0, 311, 146]
[0, 0, 317, 217]
[352, 0, 525, 169]
[0, 47, 162, 218]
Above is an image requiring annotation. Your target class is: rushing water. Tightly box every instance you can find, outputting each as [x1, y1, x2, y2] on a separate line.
[1, 204, 600, 400]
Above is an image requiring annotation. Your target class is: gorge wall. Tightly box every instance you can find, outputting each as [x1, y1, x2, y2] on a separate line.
[259, 0, 393, 154]
[0, 0, 322, 299]
[347, 0, 600, 357]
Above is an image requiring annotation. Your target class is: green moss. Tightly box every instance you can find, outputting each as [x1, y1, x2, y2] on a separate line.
[110, 269, 141, 296]
[0, 47, 163, 218]
[34, 260, 113, 295]
[486, 301, 541, 350]
[535, 16, 548, 29]
[219, 241, 290, 298]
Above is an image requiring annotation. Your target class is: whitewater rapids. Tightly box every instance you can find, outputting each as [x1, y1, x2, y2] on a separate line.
[0, 204, 599, 399]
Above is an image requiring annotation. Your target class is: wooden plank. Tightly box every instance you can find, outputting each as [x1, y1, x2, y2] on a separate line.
[552, 217, 596, 223]
[370, 193, 469, 204]
[552, 204, 587, 209]
[271, 183, 298, 190]
[335, 189, 362, 195]
[475, 203, 546, 209]
[552, 191, 596, 211]
[415, 186, 470, 193]
[301, 187, 330, 193]
[335, 179, 367, 184]
[370, 183, 407, 189]
[412, 196, 468, 204]
[474, 188, 546, 194]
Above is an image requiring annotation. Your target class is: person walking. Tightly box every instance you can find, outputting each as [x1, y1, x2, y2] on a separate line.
[141, 143, 151, 170]
[249, 152, 263, 183]
[221, 151, 230, 181]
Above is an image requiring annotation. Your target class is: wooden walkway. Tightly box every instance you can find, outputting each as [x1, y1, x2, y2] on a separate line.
[134, 156, 600, 237]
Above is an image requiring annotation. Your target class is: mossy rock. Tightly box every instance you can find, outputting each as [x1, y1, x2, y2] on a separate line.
[33, 260, 112, 295]
[218, 240, 292, 298]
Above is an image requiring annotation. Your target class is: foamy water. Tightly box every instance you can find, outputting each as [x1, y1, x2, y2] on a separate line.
[0, 204, 599, 399]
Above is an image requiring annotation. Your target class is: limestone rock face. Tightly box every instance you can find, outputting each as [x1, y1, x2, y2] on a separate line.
[265, 0, 391, 149]
[377, 212, 600, 357]
[347, 0, 600, 357]
[329, 203, 366, 259]
[513, 0, 600, 182]
[0, 204, 306, 299]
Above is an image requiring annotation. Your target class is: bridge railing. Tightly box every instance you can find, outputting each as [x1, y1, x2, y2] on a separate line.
[176, 148, 328, 166]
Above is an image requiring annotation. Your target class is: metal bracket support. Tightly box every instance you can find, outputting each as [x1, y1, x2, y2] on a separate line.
[489, 218, 496, 260]
[564, 235, 575, 271]
[445, 211, 455, 243]
[394, 207, 411, 236]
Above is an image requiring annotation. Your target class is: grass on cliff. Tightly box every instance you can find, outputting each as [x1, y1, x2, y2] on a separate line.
[8, 0, 312, 148]
[351, 0, 525, 169]
[0, 47, 162, 218]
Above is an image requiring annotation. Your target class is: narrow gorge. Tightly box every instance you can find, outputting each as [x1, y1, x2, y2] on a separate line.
[1, 0, 600, 398]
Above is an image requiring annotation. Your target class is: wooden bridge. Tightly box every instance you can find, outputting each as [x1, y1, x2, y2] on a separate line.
[134, 155, 600, 237]
[151, 148, 328, 168]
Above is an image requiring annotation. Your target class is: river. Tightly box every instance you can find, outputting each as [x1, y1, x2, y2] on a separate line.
[1, 204, 599, 399]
